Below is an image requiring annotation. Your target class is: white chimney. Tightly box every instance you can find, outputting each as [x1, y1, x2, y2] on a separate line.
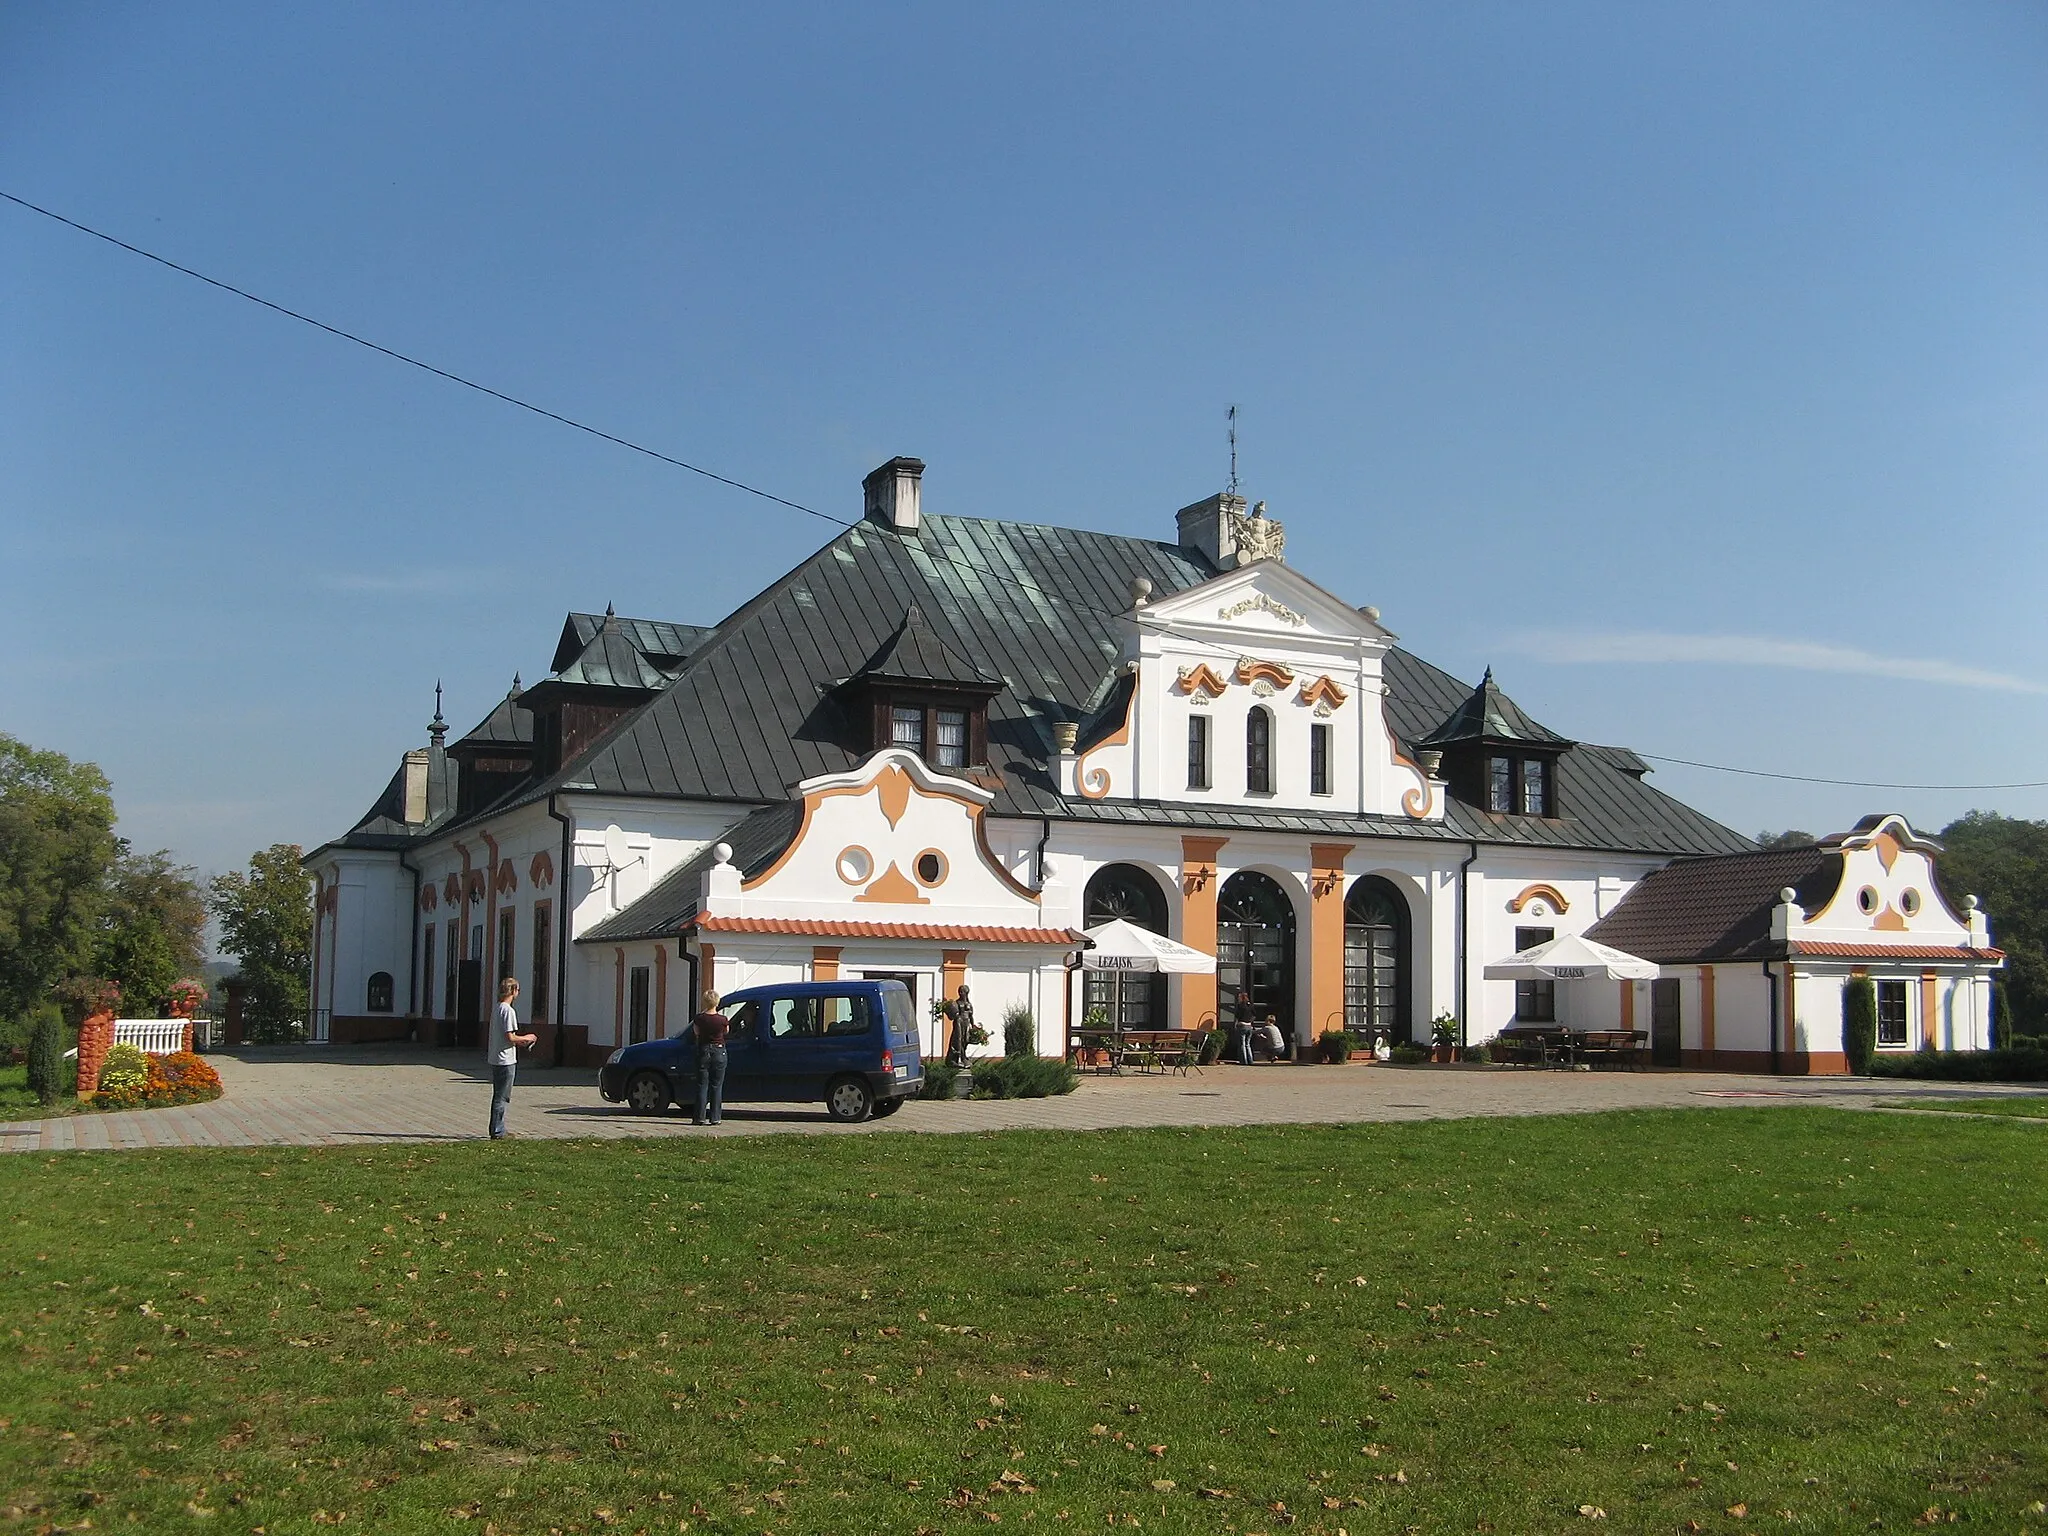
[863, 456, 925, 534]
[401, 749, 430, 824]
[1176, 491, 1246, 568]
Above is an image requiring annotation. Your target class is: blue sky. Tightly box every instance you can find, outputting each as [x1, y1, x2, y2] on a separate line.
[4, 2, 2045, 885]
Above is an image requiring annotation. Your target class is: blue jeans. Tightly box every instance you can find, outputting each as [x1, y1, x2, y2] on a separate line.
[695, 1045, 727, 1125]
[489, 1064, 516, 1137]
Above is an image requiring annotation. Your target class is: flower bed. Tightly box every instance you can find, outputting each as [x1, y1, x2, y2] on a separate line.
[90, 1049, 223, 1111]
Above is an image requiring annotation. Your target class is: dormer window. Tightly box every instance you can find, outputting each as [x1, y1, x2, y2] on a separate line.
[1420, 668, 1571, 821]
[1485, 754, 1554, 817]
[890, 702, 970, 767]
[840, 605, 1003, 772]
[891, 705, 923, 753]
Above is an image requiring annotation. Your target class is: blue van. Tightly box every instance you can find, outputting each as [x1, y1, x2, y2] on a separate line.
[598, 979, 923, 1123]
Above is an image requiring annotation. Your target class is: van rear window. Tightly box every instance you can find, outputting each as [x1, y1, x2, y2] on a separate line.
[883, 987, 912, 1038]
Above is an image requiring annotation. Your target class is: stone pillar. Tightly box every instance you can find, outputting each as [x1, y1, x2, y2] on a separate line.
[75, 1010, 116, 1098]
[1178, 836, 1229, 1031]
[1308, 844, 1352, 1048]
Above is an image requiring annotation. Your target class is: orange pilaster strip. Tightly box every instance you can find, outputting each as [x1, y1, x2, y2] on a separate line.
[1179, 835, 1229, 1031]
[1308, 843, 1352, 1043]
[654, 946, 668, 1037]
[812, 945, 843, 982]
[1619, 978, 1635, 1033]
[1698, 965, 1716, 1060]
[1920, 970, 1940, 1051]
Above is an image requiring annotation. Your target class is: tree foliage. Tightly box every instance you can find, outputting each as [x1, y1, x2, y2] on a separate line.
[1842, 974, 1876, 1075]
[0, 734, 118, 1020]
[1755, 829, 1819, 850]
[210, 844, 311, 1043]
[95, 845, 207, 1017]
[1934, 812, 2048, 1040]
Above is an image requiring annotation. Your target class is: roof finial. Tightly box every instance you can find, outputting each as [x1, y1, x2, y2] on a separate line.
[510, 672, 522, 697]
[1226, 404, 1239, 498]
[1481, 665, 1494, 685]
[429, 681, 447, 744]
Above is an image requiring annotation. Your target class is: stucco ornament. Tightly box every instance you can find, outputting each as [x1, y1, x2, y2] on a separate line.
[1225, 500, 1286, 565]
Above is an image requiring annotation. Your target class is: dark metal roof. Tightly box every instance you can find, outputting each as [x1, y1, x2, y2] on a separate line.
[451, 685, 534, 751]
[1584, 844, 1843, 963]
[578, 803, 803, 943]
[359, 510, 1750, 862]
[318, 743, 459, 855]
[849, 603, 1002, 689]
[553, 611, 712, 675]
[543, 615, 672, 693]
[1417, 667, 1571, 748]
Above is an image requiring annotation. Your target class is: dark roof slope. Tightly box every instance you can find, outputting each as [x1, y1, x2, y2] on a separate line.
[850, 603, 1002, 688]
[452, 686, 534, 750]
[1584, 844, 1842, 963]
[553, 612, 711, 674]
[1417, 667, 1571, 747]
[579, 803, 803, 943]
[547, 615, 673, 692]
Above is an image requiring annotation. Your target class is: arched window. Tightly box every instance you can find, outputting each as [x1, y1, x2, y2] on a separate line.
[366, 971, 394, 1013]
[1083, 864, 1171, 1031]
[1343, 877, 1411, 1043]
[1246, 706, 1273, 795]
[1218, 871, 1296, 1042]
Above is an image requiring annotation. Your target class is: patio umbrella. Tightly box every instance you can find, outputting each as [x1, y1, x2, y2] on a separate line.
[1078, 920, 1216, 1056]
[1482, 931, 1659, 981]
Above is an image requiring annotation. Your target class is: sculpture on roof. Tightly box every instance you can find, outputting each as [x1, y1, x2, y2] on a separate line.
[1225, 500, 1286, 565]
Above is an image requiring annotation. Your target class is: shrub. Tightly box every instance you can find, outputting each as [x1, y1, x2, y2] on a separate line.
[1317, 1028, 1353, 1064]
[1429, 1012, 1459, 1048]
[1865, 1048, 2048, 1084]
[917, 1060, 962, 1100]
[26, 1006, 65, 1105]
[1463, 1043, 1491, 1064]
[1389, 1043, 1431, 1065]
[1843, 976, 1877, 1075]
[1003, 1004, 1036, 1058]
[97, 1042, 149, 1094]
[969, 1055, 1078, 1099]
[1196, 1028, 1225, 1066]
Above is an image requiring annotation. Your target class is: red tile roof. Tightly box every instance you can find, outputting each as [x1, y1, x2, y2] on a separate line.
[692, 916, 1085, 944]
[1790, 941, 2004, 962]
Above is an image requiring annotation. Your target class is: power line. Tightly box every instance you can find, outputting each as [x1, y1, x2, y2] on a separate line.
[9, 191, 2040, 800]
[1637, 753, 2048, 793]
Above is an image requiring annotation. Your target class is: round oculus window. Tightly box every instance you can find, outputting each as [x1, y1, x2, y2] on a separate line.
[915, 850, 947, 886]
[836, 846, 873, 885]
[1900, 887, 1921, 916]
[1857, 885, 1880, 915]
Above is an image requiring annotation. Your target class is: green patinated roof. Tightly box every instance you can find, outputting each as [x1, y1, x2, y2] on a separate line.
[1416, 667, 1572, 749]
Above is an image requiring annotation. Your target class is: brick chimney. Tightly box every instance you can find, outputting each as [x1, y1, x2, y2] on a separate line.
[863, 456, 925, 534]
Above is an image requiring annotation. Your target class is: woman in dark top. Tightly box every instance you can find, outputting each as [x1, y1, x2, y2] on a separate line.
[692, 989, 731, 1126]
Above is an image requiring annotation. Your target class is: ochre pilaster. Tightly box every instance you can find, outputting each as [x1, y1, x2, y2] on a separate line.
[1178, 836, 1229, 1030]
[1308, 843, 1352, 1044]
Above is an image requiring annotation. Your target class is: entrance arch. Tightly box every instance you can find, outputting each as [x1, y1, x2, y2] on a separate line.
[1084, 863, 1171, 1031]
[1217, 870, 1297, 1040]
[1344, 875, 1412, 1044]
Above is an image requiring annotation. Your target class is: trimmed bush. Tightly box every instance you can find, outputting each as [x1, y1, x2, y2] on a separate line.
[1463, 1043, 1491, 1064]
[1196, 1028, 1225, 1066]
[1317, 1028, 1353, 1064]
[917, 1059, 963, 1100]
[1843, 975, 1877, 1075]
[26, 1007, 65, 1105]
[1865, 1048, 2048, 1084]
[970, 1055, 1078, 1099]
[1003, 1004, 1036, 1058]
[1389, 1043, 1431, 1065]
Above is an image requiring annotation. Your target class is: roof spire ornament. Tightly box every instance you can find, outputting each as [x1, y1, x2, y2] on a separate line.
[510, 672, 522, 697]
[429, 680, 448, 745]
[1226, 403, 1239, 497]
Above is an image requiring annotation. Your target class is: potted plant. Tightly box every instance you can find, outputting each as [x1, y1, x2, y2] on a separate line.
[1316, 1027, 1354, 1064]
[1429, 1012, 1459, 1063]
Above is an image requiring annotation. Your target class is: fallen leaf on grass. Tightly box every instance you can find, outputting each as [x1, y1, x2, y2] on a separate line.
[1151, 1480, 1175, 1492]
[1578, 1507, 1606, 1520]
[1727, 1504, 1748, 1519]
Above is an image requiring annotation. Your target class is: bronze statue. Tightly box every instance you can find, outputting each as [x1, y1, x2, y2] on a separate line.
[945, 984, 976, 1067]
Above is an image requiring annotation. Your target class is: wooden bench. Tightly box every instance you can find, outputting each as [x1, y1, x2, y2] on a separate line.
[1068, 1029, 1205, 1074]
[1493, 1025, 1571, 1066]
[1572, 1030, 1648, 1069]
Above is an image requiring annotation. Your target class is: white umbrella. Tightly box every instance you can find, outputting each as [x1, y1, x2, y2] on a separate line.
[1080, 918, 1216, 973]
[1483, 931, 1658, 982]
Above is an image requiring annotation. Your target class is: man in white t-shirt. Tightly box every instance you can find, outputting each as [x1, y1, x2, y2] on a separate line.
[488, 977, 537, 1140]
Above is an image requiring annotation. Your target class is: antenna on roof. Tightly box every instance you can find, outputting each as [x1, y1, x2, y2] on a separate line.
[1226, 404, 1240, 497]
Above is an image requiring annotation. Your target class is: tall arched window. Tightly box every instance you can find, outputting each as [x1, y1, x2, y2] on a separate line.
[1084, 864, 1171, 1030]
[1217, 871, 1296, 1041]
[366, 971, 394, 1014]
[1246, 706, 1273, 794]
[1343, 876, 1411, 1043]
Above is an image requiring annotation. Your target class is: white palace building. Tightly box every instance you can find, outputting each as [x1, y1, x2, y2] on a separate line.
[305, 458, 2003, 1073]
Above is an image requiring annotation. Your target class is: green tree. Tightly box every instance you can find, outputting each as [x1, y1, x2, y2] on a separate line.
[1755, 829, 1818, 850]
[1935, 812, 2048, 1041]
[210, 844, 311, 1043]
[0, 734, 118, 1019]
[1842, 974, 1876, 1075]
[96, 844, 208, 1017]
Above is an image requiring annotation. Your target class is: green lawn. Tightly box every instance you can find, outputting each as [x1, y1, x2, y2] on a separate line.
[2, 1109, 2043, 1534]
[1880, 1096, 2048, 1121]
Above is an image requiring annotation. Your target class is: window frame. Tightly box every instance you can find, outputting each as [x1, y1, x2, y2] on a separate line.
[1519, 757, 1548, 817]
[872, 691, 988, 769]
[1876, 980, 1909, 1048]
[628, 964, 652, 1045]
[421, 922, 437, 1020]
[496, 906, 517, 983]
[1513, 925, 1556, 1022]
[530, 901, 553, 1026]
[1187, 713, 1210, 791]
[366, 971, 394, 1014]
[1488, 755, 1513, 814]
[1309, 721, 1332, 797]
[1246, 705, 1274, 796]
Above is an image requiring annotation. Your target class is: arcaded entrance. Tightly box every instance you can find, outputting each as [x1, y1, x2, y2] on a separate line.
[1084, 863, 1172, 1030]
[1343, 875, 1412, 1044]
[1217, 871, 1296, 1037]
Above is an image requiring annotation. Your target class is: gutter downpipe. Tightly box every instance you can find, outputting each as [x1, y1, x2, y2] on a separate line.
[546, 795, 574, 1067]
[1454, 841, 1481, 1050]
[1762, 959, 1780, 1076]
[680, 925, 700, 1017]
[1036, 816, 1054, 889]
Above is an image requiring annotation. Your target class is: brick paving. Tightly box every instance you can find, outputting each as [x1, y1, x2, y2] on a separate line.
[3, 1047, 2035, 1154]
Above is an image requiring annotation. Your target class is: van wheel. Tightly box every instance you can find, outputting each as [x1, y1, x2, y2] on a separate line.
[625, 1072, 670, 1115]
[825, 1076, 873, 1123]
[871, 1097, 903, 1118]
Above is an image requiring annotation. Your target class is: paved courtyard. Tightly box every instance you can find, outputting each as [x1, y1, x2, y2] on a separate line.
[4, 1046, 2036, 1153]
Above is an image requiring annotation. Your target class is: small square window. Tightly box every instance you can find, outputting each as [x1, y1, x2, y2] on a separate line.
[934, 709, 968, 768]
[1488, 756, 1513, 813]
[1521, 758, 1548, 817]
[890, 705, 924, 754]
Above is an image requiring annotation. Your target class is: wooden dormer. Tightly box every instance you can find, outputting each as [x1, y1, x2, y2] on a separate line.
[520, 609, 667, 776]
[837, 605, 1003, 771]
[1416, 668, 1573, 819]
